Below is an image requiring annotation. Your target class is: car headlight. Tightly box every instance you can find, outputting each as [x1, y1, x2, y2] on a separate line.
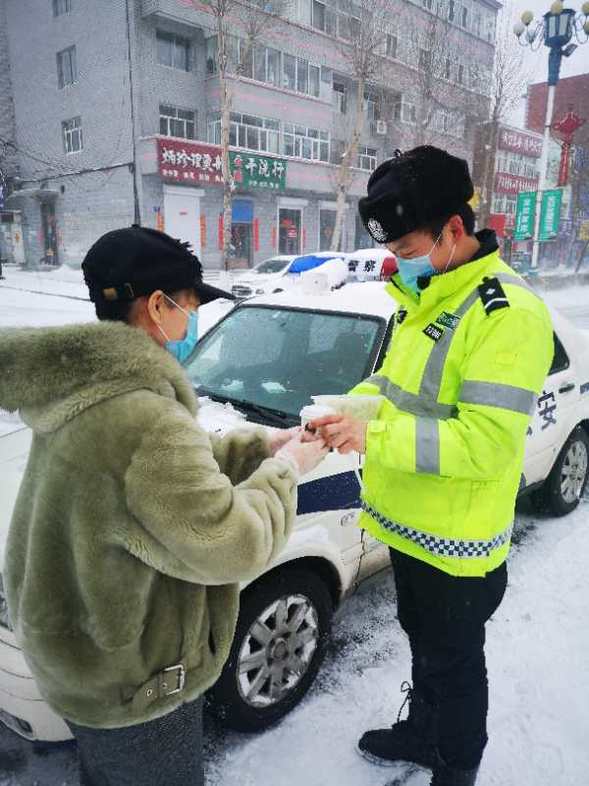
[255, 289, 265, 295]
[0, 573, 13, 631]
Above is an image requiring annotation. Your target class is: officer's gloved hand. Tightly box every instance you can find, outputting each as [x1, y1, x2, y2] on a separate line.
[275, 434, 328, 478]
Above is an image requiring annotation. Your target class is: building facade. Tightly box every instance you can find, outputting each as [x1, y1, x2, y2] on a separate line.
[2, 0, 499, 270]
[526, 73, 589, 268]
[472, 122, 543, 262]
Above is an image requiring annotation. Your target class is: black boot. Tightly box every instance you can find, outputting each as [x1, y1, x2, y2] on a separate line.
[358, 682, 441, 768]
[430, 763, 479, 785]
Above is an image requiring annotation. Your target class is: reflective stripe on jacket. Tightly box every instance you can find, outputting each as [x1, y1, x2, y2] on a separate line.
[351, 249, 553, 577]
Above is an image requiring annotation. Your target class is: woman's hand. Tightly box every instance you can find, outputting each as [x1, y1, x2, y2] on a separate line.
[308, 415, 367, 455]
[268, 426, 303, 456]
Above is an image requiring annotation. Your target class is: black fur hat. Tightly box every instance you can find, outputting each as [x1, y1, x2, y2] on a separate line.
[358, 146, 474, 244]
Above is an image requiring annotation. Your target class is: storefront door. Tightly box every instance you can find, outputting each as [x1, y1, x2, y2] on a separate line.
[40, 200, 59, 266]
[279, 208, 301, 255]
[230, 199, 253, 269]
[163, 186, 204, 257]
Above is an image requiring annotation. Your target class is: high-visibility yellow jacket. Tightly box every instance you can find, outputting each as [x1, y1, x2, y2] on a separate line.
[351, 243, 553, 577]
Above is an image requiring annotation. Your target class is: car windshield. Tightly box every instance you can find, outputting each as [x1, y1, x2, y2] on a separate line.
[185, 305, 384, 423]
[254, 258, 290, 275]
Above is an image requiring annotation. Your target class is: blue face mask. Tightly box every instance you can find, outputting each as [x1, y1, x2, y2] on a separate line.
[158, 296, 199, 365]
[396, 234, 442, 295]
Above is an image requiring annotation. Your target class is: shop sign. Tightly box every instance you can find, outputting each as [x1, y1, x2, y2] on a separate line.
[539, 189, 562, 241]
[514, 191, 536, 241]
[158, 138, 287, 191]
[494, 172, 539, 195]
[498, 128, 543, 158]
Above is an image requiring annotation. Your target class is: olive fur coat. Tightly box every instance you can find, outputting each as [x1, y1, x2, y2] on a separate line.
[0, 321, 298, 728]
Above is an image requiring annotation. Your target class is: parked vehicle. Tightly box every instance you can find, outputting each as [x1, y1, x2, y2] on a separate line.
[1, 283, 588, 742]
[346, 248, 397, 282]
[231, 255, 296, 300]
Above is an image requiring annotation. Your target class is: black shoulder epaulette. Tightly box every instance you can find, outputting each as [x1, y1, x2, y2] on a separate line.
[478, 276, 509, 315]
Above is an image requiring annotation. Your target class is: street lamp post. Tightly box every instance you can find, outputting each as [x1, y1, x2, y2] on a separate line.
[514, 1, 589, 270]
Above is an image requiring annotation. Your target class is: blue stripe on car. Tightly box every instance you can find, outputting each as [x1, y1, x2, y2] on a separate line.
[297, 471, 362, 516]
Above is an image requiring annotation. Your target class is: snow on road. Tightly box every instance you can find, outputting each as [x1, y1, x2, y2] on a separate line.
[0, 275, 588, 786]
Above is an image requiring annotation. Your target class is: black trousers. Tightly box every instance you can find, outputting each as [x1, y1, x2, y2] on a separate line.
[66, 698, 204, 786]
[390, 548, 507, 770]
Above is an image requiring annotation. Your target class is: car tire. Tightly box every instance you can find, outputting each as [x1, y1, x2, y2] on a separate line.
[207, 567, 334, 732]
[532, 426, 589, 516]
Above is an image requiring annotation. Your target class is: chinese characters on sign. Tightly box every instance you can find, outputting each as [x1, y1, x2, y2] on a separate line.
[539, 188, 562, 242]
[498, 129, 543, 159]
[514, 191, 536, 241]
[157, 139, 287, 191]
[537, 390, 557, 430]
[494, 172, 539, 196]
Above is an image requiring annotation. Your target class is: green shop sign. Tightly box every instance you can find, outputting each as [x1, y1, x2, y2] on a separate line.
[513, 191, 536, 241]
[230, 151, 287, 191]
[539, 189, 562, 241]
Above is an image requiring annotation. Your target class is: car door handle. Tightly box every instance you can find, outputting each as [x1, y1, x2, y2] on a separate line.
[558, 382, 575, 394]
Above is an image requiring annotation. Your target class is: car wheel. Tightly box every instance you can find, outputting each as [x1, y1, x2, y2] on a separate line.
[532, 426, 589, 516]
[208, 567, 334, 731]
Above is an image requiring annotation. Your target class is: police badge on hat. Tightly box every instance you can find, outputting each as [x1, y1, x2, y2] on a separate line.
[367, 218, 388, 243]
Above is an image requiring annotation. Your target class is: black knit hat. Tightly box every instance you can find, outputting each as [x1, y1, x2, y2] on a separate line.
[358, 146, 474, 244]
[82, 226, 233, 305]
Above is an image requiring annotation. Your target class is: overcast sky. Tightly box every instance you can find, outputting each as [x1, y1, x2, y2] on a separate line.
[511, 0, 589, 81]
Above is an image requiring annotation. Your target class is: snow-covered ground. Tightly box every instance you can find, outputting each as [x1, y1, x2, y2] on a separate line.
[1, 276, 588, 786]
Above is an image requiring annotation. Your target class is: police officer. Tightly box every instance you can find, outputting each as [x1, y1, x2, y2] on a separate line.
[310, 146, 553, 785]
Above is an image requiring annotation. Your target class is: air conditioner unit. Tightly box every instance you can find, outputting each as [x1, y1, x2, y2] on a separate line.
[376, 120, 388, 135]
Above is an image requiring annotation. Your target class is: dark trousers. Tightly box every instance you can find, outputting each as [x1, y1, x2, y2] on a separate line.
[390, 549, 507, 770]
[66, 698, 204, 786]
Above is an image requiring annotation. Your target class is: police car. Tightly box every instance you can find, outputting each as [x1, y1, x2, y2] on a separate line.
[1, 282, 588, 741]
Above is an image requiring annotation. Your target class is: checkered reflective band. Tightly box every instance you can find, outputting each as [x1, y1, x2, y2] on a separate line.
[362, 501, 513, 559]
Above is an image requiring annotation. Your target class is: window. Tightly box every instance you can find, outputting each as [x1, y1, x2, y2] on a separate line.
[445, 58, 451, 80]
[283, 123, 329, 162]
[462, 6, 468, 27]
[364, 91, 380, 123]
[349, 16, 361, 39]
[282, 54, 319, 97]
[52, 0, 71, 16]
[185, 305, 383, 420]
[282, 53, 296, 90]
[208, 112, 280, 155]
[549, 333, 569, 375]
[267, 48, 281, 87]
[473, 11, 481, 36]
[394, 97, 416, 124]
[57, 46, 76, 89]
[297, 57, 308, 93]
[358, 146, 377, 171]
[159, 105, 196, 140]
[62, 116, 83, 153]
[312, 0, 326, 31]
[206, 36, 217, 74]
[448, 0, 455, 22]
[319, 209, 337, 251]
[157, 30, 191, 72]
[458, 64, 464, 85]
[333, 80, 347, 113]
[231, 42, 283, 87]
[386, 34, 398, 59]
[419, 48, 431, 71]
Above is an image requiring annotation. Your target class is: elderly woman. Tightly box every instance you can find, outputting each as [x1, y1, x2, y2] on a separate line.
[0, 226, 326, 786]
